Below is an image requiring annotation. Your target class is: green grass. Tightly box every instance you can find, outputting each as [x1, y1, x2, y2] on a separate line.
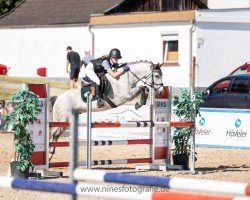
[0, 88, 18, 100]
[0, 76, 71, 100]
[0, 76, 70, 89]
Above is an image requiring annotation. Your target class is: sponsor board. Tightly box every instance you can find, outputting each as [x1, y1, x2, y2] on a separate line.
[196, 108, 250, 149]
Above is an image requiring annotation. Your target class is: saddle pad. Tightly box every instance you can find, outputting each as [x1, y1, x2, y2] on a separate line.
[80, 86, 98, 103]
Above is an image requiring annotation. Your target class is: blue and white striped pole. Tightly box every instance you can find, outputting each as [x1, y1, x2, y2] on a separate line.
[0, 176, 149, 200]
[0, 176, 76, 194]
[73, 169, 250, 197]
[1, 176, 249, 200]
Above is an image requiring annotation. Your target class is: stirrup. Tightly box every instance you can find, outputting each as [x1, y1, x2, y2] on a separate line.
[97, 99, 104, 108]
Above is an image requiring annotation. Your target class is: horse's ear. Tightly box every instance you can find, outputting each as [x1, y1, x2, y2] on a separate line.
[159, 63, 164, 67]
[153, 63, 163, 69]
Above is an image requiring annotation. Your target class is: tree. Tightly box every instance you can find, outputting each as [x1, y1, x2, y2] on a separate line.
[200, 0, 207, 6]
[0, 0, 22, 16]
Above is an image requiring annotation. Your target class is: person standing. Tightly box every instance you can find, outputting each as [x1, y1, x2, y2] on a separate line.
[66, 46, 81, 89]
[81, 50, 95, 67]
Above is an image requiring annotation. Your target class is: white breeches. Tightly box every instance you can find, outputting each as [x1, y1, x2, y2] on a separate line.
[82, 63, 100, 85]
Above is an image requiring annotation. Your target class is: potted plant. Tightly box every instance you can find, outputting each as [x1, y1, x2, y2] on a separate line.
[171, 89, 203, 169]
[5, 87, 41, 178]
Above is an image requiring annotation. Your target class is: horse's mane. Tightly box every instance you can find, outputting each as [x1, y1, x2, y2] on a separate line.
[128, 60, 154, 65]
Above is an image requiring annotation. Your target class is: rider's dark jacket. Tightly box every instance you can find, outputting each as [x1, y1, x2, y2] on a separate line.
[90, 56, 118, 73]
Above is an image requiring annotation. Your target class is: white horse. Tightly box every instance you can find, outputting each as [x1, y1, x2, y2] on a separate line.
[50, 61, 164, 159]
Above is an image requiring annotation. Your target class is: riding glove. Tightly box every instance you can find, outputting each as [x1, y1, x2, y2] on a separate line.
[123, 65, 130, 72]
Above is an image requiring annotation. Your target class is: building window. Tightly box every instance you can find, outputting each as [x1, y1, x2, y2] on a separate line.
[163, 40, 178, 62]
[161, 31, 179, 66]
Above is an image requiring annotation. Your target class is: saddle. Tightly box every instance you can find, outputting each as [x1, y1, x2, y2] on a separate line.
[81, 73, 117, 108]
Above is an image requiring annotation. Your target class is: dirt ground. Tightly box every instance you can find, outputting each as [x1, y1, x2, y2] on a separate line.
[0, 132, 249, 200]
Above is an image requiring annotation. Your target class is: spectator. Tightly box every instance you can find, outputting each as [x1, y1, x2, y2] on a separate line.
[66, 46, 81, 89]
[81, 50, 95, 67]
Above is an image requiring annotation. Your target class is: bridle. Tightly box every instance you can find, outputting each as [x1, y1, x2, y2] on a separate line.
[128, 65, 163, 91]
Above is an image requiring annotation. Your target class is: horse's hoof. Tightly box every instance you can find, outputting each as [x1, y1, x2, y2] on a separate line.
[135, 102, 140, 110]
[140, 99, 146, 105]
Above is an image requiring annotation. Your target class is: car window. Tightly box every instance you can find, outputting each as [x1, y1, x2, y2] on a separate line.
[230, 78, 249, 94]
[211, 79, 231, 94]
[232, 67, 248, 75]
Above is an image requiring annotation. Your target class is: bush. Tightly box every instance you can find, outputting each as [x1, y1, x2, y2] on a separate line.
[5, 87, 41, 172]
[172, 89, 203, 155]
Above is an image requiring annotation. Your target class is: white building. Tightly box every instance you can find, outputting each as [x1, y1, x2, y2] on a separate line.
[208, 0, 250, 9]
[89, 8, 250, 88]
[0, 0, 123, 78]
[196, 8, 250, 87]
[89, 11, 195, 88]
[1, 0, 250, 89]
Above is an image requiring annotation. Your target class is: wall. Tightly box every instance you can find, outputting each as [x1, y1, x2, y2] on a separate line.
[208, 0, 250, 9]
[196, 9, 250, 88]
[0, 26, 92, 77]
[91, 21, 193, 88]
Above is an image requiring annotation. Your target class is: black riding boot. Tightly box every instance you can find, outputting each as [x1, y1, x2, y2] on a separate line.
[95, 84, 104, 108]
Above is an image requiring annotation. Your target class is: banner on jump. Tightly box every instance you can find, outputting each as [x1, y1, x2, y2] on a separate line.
[78, 105, 151, 140]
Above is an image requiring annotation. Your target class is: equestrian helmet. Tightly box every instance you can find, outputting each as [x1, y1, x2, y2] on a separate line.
[109, 48, 122, 59]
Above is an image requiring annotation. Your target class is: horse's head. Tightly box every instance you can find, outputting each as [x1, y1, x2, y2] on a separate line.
[151, 63, 164, 96]
[126, 61, 164, 96]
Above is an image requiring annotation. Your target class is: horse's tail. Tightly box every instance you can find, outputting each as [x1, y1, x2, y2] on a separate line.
[49, 96, 57, 121]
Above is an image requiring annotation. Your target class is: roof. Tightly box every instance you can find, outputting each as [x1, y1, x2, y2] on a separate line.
[0, 0, 123, 27]
[90, 10, 195, 26]
[0, 0, 207, 27]
[105, 0, 207, 14]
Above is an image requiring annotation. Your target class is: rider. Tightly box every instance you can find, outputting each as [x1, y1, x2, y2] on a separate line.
[82, 48, 130, 108]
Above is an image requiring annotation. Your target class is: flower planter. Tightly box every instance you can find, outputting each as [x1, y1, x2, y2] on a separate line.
[172, 153, 189, 170]
[10, 161, 29, 179]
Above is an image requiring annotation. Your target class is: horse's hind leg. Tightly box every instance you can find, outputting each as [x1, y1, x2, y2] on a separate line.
[49, 127, 63, 161]
[49, 134, 61, 161]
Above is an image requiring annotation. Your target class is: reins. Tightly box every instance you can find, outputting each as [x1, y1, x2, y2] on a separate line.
[128, 65, 163, 91]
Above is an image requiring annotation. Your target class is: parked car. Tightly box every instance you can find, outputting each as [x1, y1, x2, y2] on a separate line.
[202, 74, 250, 109]
[0, 64, 8, 75]
[229, 62, 250, 76]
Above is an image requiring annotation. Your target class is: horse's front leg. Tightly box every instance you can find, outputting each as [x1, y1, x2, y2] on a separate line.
[135, 86, 149, 110]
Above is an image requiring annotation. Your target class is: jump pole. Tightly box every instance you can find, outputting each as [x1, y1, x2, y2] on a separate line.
[49, 139, 152, 147]
[86, 92, 92, 169]
[1, 176, 246, 200]
[50, 121, 193, 128]
[189, 56, 197, 174]
[74, 169, 250, 197]
[70, 108, 78, 200]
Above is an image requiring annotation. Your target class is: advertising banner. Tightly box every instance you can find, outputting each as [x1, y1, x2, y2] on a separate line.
[196, 108, 250, 149]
